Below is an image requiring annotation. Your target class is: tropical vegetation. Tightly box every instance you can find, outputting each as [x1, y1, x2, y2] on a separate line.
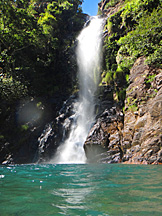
[101, 0, 162, 103]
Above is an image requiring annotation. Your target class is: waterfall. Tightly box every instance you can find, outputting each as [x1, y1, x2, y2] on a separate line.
[52, 16, 104, 164]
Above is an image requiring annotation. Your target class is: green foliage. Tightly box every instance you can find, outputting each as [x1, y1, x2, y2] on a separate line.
[38, 10, 57, 35]
[125, 74, 129, 83]
[102, 0, 162, 106]
[108, 10, 123, 34]
[105, 0, 120, 8]
[154, 89, 158, 93]
[118, 8, 162, 68]
[97, 7, 102, 15]
[21, 124, 29, 131]
[145, 74, 156, 83]
[128, 103, 138, 112]
[113, 65, 129, 82]
[0, 135, 4, 139]
[36, 101, 42, 108]
[145, 46, 162, 68]
[103, 35, 119, 72]
[126, 96, 138, 111]
[0, 0, 85, 97]
[115, 89, 126, 102]
[121, 0, 160, 28]
[116, 45, 136, 70]
[0, 77, 28, 102]
[107, 20, 113, 34]
[101, 71, 113, 85]
[0, 0, 85, 152]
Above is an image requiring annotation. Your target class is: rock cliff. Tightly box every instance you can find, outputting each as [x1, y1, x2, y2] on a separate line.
[84, 0, 162, 164]
[122, 57, 162, 164]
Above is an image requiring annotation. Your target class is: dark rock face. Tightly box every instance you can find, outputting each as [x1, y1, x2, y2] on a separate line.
[37, 93, 78, 163]
[84, 85, 124, 163]
[84, 107, 124, 163]
[0, 94, 77, 164]
[0, 98, 47, 164]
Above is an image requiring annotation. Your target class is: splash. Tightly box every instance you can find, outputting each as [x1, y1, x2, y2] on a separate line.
[53, 17, 104, 164]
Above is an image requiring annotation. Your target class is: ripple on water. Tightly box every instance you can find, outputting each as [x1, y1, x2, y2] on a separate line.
[0, 164, 162, 216]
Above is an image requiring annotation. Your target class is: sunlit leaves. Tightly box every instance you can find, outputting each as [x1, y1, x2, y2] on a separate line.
[118, 8, 162, 68]
[38, 11, 57, 34]
[0, 0, 85, 99]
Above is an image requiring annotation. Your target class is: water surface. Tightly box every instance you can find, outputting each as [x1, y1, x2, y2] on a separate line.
[0, 164, 162, 215]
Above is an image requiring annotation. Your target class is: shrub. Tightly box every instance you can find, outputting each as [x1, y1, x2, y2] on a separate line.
[118, 8, 162, 69]
[0, 77, 28, 102]
[105, 0, 121, 9]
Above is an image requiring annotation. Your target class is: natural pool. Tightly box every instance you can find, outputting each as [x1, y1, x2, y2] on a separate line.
[0, 164, 162, 215]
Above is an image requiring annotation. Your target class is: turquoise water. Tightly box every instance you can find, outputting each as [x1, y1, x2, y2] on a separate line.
[0, 164, 162, 216]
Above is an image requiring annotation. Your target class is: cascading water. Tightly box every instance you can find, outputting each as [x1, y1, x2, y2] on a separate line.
[53, 16, 104, 164]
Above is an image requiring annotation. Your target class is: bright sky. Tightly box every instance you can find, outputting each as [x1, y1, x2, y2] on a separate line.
[82, 0, 101, 16]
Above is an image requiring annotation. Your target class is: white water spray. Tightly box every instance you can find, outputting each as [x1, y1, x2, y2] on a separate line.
[53, 17, 104, 164]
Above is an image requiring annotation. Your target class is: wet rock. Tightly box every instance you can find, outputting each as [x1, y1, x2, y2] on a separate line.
[157, 149, 162, 163]
[84, 100, 124, 163]
[37, 93, 79, 163]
